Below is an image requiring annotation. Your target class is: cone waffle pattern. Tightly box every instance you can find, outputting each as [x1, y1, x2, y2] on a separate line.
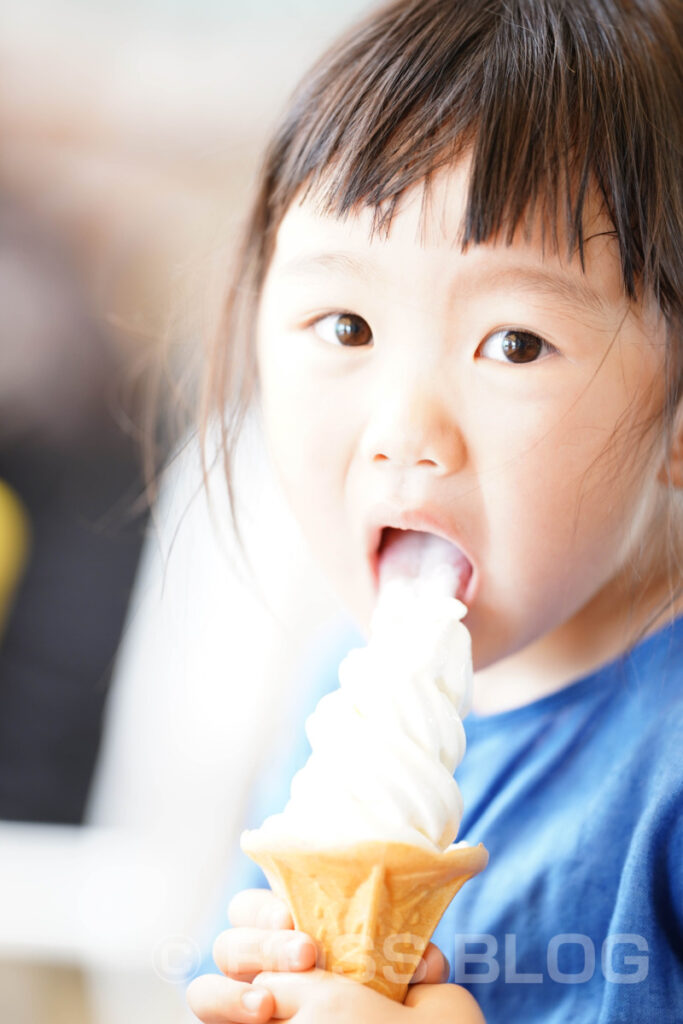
[241, 837, 488, 1003]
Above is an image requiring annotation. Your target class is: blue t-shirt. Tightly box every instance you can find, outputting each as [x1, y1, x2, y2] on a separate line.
[206, 614, 683, 1022]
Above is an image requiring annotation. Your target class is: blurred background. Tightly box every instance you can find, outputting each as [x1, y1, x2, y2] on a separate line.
[0, 1, 370, 1020]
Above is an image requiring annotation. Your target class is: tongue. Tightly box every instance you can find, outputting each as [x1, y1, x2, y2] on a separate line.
[378, 529, 472, 603]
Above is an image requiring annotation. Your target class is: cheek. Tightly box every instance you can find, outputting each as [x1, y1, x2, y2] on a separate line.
[257, 340, 355, 552]
[260, 370, 341, 492]
[257, 343, 374, 620]
[476, 370, 659, 606]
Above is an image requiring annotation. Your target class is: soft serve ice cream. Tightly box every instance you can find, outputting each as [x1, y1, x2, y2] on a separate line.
[242, 531, 474, 853]
[240, 530, 486, 1003]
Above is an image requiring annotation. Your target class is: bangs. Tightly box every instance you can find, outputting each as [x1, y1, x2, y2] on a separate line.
[261, 0, 681, 315]
[197, 0, 682, 562]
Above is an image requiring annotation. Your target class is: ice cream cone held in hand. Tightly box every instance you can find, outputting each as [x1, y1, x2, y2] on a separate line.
[241, 532, 488, 1003]
[241, 837, 487, 1003]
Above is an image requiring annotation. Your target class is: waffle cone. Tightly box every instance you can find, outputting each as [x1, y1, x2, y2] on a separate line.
[241, 835, 488, 1003]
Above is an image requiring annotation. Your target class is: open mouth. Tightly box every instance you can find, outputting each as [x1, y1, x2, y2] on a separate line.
[375, 527, 475, 605]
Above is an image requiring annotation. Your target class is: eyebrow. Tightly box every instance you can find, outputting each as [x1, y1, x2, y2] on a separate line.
[276, 251, 610, 316]
[277, 251, 379, 282]
[483, 266, 610, 317]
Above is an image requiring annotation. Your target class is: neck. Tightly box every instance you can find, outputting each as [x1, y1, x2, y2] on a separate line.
[471, 572, 683, 716]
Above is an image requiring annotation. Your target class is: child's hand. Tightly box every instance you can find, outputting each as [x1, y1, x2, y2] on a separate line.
[187, 888, 485, 1022]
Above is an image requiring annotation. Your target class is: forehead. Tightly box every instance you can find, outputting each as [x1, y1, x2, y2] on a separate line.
[274, 161, 468, 258]
[268, 161, 628, 313]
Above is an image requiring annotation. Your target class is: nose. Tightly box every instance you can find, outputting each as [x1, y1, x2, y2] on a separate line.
[359, 372, 466, 476]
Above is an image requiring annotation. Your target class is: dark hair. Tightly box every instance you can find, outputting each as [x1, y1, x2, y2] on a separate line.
[200, 0, 682, 585]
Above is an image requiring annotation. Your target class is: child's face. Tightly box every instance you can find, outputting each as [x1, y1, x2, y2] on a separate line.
[256, 159, 668, 669]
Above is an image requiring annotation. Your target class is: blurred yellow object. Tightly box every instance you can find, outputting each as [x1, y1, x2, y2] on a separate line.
[0, 478, 30, 635]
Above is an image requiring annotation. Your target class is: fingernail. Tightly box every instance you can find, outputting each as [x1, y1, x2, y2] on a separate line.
[411, 958, 427, 983]
[286, 935, 313, 966]
[241, 987, 267, 1013]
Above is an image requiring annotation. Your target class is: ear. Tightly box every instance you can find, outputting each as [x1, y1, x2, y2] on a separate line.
[658, 401, 683, 488]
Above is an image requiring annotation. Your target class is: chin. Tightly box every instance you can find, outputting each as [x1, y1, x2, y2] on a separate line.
[328, 573, 373, 638]
[349, 595, 374, 640]
[463, 605, 521, 673]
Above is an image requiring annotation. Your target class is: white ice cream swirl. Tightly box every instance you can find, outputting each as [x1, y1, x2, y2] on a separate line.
[246, 570, 473, 853]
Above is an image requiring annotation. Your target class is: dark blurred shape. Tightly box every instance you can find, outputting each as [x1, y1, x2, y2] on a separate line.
[0, 197, 150, 824]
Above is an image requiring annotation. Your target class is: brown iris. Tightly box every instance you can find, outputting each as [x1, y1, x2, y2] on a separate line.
[334, 314, 372, 347]
[501, 330, 544, 363]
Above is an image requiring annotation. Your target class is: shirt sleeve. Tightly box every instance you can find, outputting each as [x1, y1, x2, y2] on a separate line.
[597, 752, 683, 1022]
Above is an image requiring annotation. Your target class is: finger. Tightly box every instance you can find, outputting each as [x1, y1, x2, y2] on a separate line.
[410, 943, 450, 985]
[404, 980, 486, 1020]
[228, 890, 293, 931]
[213, 927, 317, 980]
[187, 974, 274, 1024]
[251, 968, 374, 1019]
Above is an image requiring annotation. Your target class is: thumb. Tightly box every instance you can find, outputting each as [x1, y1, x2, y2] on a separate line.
[404, 981, 487, 1022]
[410, 942, 450, 985]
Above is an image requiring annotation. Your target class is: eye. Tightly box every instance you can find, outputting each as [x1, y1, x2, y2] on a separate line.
[311, 312, 373, 348]
[479, 328, 556, 364]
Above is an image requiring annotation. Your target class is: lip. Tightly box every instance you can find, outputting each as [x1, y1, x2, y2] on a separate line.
[364, 503, 478, 606]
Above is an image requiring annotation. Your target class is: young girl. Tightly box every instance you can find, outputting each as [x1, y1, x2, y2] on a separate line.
[187, 0, 682, 1020]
